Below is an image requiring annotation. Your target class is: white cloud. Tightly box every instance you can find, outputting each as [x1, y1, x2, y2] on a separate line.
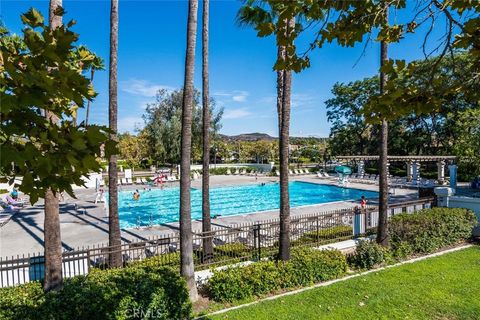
[214, 90, 249, 103]
[223, 108, 251, 119]
[118, 116, 144, 133]
[120, 79, 173, 97]
[291, 93, 316, 108]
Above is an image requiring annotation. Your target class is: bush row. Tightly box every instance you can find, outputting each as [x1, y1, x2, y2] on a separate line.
[206, 247, 347, 302]
[389, 207, 477, 254]
[348, 207, 477, 270]
[0, 265, 191, 320]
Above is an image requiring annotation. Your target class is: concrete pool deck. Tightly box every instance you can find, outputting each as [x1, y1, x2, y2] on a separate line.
[0, 175, 417, 256]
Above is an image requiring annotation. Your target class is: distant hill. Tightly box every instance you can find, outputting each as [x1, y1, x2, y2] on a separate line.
[219, 133, 329, 142]
[219, 133, 276, 141]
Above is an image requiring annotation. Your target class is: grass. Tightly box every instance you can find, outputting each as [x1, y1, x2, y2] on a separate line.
[207, 246, 480, 319]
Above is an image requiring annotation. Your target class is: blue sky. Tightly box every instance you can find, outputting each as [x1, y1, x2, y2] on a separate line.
[2, 0, 450, 137]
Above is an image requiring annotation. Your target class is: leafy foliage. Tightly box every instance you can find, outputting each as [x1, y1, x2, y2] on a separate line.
[206, 247, 347, 302]
[0, 9, 115, 203]
[0, 265, 191, 320]
[389, 207, 477, 254]
[348, 240, 387, 270]
[142, 88, 223, 165]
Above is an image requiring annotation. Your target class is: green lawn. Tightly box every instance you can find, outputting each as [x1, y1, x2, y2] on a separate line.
[209, 246, 480, 320]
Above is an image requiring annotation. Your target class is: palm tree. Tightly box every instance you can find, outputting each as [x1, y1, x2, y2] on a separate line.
[85, 55, 105, 126]
[377, 4, 389, 246]
[180, 0, 199, 301]
[237, 3, 294, 260]
[43, 0, 63, 293]
[108, 0, 122, 267]
[201, 0, 214, 262]
[278, 17, 294, 261]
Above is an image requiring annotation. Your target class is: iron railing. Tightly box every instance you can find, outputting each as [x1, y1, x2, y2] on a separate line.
[0, 197, 435, 287]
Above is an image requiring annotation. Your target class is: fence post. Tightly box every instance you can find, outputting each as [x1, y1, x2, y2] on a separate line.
[253, 224, 261, 261]
[316, 215, 320, 245]
[353, 208, 361, 238]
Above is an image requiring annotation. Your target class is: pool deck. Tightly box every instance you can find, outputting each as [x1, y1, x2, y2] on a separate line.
[0, 175, 417, 256]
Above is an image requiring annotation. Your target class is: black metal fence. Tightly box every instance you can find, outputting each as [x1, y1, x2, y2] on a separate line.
[0, 197, 434, 288]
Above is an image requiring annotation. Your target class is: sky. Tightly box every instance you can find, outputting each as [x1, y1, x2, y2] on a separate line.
[2, 0, 452, 137]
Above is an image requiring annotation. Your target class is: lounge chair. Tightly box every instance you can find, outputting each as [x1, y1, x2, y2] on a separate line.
[135, 177, 142, 184]
[234, 168, 240, 175]
[226, 168, 232, 175]
[275, 170, 280, 176]
[121, 178, 128, 185]
[317, 172, 324, 178]
[289, 169, 294, 175]
[126, 178, 133, 185]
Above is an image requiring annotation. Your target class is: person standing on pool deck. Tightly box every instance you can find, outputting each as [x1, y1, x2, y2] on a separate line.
[360, 196, 367, 210]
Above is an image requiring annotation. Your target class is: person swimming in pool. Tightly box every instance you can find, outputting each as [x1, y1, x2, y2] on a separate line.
[133, 190, 140, 201]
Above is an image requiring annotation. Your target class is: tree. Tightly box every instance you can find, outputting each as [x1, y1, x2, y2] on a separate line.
[180, 0, 199, 301]
[237, 0, 296, 261]
[108, 0, 122, 268]
[118, 132, 148, 169]
[201, 0, 214, 262]
[44, 0, 63, 292]
[452, 108, 480, 179]
[142, 88, 222, 165]
[377, 2, 390, 246]
[0, 9, 114, 292]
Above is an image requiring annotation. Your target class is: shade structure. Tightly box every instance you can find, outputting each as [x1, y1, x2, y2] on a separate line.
[335, 165, 352, 175]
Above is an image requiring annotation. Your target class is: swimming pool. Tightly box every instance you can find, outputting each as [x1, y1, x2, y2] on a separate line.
[117, 181, 378, 228]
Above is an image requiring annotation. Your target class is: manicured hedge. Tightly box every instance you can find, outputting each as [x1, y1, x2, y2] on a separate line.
[389, 207, 476, 254]
[0, 265, 191, 320]
[348, 240, 388, 270]
[206, 247, 347, 302]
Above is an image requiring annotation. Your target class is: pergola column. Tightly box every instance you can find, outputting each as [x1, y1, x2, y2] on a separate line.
[412, 161, 420, 185]
[357, 160, 365, 178]
[407, 161, 413, 182]
[448, 164, 457, 190]
[437, 160, 445, 184]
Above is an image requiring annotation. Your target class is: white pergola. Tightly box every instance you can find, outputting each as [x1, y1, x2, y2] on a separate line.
[334, 155, 457, 187]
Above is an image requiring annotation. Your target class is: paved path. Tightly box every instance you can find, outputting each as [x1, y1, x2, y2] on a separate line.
[0, 175, 417, 256]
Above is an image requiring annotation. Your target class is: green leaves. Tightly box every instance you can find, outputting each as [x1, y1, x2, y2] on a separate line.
[1, 9, 115, 204]
[21, 8, 44, 28]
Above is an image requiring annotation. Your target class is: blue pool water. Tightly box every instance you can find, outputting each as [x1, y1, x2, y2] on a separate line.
[117, 181, 378, 228]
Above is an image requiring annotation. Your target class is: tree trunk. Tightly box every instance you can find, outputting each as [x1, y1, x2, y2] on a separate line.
[108, 0, 122, 267]
[43, 189, 63, 291]
[85, 68, 95, 126]
[377, 6, 389, 246]
[201, 0, 213, 263]
[43, 0, 63, 293]
[180, 0, 199, 301]
[278, 18, 294, 261]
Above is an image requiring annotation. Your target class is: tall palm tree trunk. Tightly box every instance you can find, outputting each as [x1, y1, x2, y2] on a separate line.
[201, 0, 213, 262]
[278, 18, 294, 261]
[85, 68, 95, 126]
[108, 0, 122, 267]
[43, 0, 63, 293]
[377, 6, 389, 246]
[180, 0, 199, 301]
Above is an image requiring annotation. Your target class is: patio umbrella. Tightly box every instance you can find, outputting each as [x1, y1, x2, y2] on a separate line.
[335, 165, 352, 175]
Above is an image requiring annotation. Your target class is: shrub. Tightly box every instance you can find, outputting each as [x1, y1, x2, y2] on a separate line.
[214, 243, 249, 257]
[288, 247, 348, 286]
[348, 240, 387, 270]
[0, 265, 191, 320]
[391, 241, 414, 261]
[207, 247, 347, 302]
[292, 225, 353, 246]
[389, 208, 476, 254]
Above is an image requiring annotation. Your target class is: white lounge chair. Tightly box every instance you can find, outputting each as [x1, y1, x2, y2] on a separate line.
[275, 170, 280, 176]
[289, 169, 294, 175]
[226, 168, 232, 175]
[121, 178, 128, 185]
